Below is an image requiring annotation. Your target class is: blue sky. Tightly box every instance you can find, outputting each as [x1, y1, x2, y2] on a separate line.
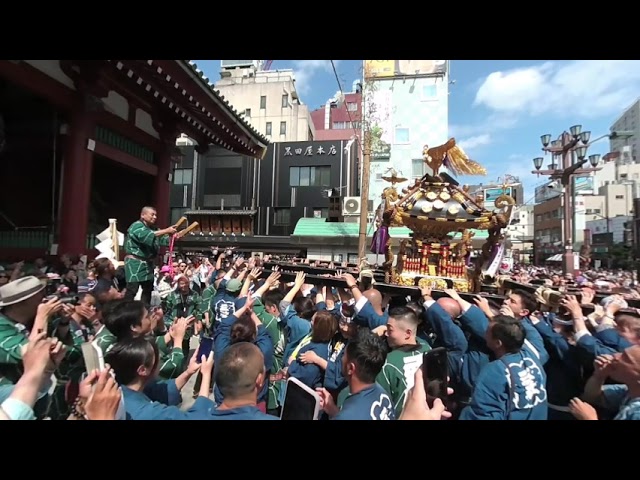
[194, 60, 640, 203]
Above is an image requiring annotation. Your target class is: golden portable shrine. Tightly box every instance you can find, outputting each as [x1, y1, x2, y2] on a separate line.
[370, 138, 516, 293]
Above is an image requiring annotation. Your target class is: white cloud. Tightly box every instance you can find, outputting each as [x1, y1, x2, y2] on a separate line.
[474, 60, 640, 118]
[450, 113, 518, 139]
[292, 60, 339, 95]
[459, 133, 492, 151]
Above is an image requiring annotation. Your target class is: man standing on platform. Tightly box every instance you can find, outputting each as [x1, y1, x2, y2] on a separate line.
[124, 206, 176, 306]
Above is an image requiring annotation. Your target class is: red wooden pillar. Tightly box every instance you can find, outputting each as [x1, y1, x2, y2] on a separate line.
[153, 145, 172, 227]
[57, 106, 95, 256]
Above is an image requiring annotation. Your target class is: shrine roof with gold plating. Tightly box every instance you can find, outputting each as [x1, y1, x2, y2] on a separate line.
[392, 179, 492, 230]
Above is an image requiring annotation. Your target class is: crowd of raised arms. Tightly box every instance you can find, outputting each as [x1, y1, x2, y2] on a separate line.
[0, 249, 638, 421]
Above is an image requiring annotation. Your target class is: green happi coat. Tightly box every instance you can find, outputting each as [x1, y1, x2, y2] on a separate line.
[0, 313, 52, 418]
[124, 220, 170, 283]
[163, 289, 202, 361]
[376, 340, 431, 417]
[199, 284, 216, 335]
[0, 313, 29, 385]
[92, 324, 184, 379]
[163, 290, 202, 329]
[155, 334, 185, 379]
[93, 325, 117, 355]
[48, 318, 90, 420]
[253, 296, 285, 410]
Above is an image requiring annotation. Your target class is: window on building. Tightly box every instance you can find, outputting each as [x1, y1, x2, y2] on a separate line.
[313, 208, 328, 218]
[412, 158, 425, 177]
[347, 253, 359, 264]
[274, 208, 290, 226]
[280, 121, 287, 135]
[266, 122, 272, 136]
[616, 195, 624, 199]
[244, 109, 251, 118]
[347, 102, 358, 112]
[289, 166, 331, 187]
[395, 127, 410, 144]
[260, 95, 267, 109]
[282, 94, 289, 108]
[334, 254, 344, 262]
[173, 168, 193, 185]
[422, 84, 437, 100]
[375, 173, 383, 181]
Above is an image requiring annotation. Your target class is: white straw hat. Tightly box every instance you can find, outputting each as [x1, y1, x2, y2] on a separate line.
[0, 276, 47, 307]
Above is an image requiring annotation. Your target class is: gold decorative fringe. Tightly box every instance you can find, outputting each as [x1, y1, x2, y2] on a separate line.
[445, 143, 487, 176]
[423, 138, 487, 177]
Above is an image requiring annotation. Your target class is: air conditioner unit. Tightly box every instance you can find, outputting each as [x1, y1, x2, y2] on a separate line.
[342, 197, 361, 216]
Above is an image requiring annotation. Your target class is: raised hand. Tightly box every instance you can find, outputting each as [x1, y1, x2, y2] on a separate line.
[294, 271, 306, 288]
[569, 398, 598, 420]
[85, 367, 122, 420]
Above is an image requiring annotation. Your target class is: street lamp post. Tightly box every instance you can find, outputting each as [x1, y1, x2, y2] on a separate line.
[532, 126, 602, 276]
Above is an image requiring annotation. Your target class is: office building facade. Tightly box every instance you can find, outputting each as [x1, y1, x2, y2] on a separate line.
[363, 60, 449, 213]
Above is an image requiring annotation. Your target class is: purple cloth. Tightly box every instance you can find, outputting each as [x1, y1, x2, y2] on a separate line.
[370, 226, 389, 254]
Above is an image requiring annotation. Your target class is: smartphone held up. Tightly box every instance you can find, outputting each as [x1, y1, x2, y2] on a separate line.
[197, 336, 214, 363]
[422, 347, 449, 408]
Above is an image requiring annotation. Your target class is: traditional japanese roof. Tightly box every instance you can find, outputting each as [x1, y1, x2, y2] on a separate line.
[185, 209, 257, 216]
[182, 60, 268, 146]
[105, 60, 269, 158]
[390, 179, 499, 234]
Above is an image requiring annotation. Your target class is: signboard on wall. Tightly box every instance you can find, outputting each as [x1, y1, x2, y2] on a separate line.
[364, 60, 448, 79]
[484, 187, 513, 204]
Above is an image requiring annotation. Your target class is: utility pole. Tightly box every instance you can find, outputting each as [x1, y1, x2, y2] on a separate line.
[358, 129, 371, 261]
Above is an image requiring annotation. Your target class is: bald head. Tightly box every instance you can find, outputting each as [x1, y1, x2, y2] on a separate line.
[215, 342, 265, 399]
[363, 288, 383, 314]
[437, 297, 462, 320]
[140, 206, 158, 226]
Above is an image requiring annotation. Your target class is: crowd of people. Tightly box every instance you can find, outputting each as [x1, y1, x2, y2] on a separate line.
[0, 207, 638, 420]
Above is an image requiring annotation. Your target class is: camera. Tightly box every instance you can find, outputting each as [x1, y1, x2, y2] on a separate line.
[45, 294, 80, 306]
